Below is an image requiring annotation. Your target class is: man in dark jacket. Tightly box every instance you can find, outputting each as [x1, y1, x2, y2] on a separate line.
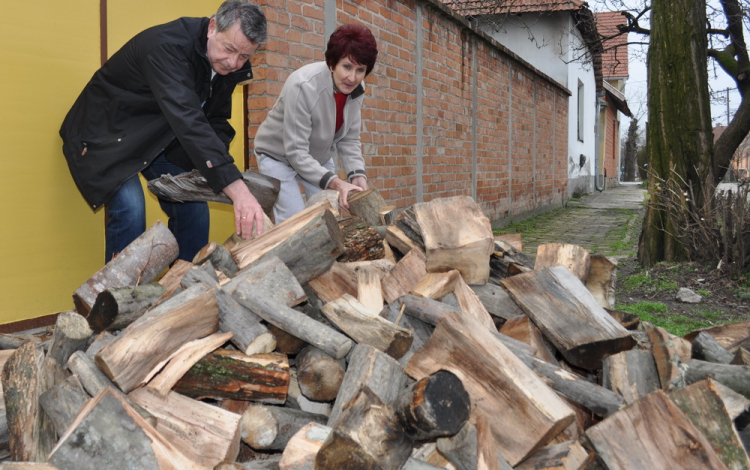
[60, 0, 267, 262]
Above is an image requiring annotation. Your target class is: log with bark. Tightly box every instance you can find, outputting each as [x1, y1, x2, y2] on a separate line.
[240, 404, 327, 451]
[347, 189, 388, 227]
[86, 283, 166, 333]
[147, 169, 280, 215]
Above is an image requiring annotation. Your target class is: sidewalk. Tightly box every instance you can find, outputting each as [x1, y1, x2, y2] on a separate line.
[512, 182, 647, 260]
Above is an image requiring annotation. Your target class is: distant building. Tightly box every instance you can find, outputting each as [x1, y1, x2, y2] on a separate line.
[714, 125, 750, 181]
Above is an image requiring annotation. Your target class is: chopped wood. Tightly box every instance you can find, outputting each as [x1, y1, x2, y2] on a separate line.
[192, 242, 239, 277]
[328, 343, 409, 427]
[156, 259, 193, 298]
[95, 284, 219, 393]
[146, 331, 233, 396]
[585, 254, 617, 309]
[469, 283, 524, 325]
[321, 293, 413, 359]
[379, 205, 397, 225]
[87, 283, 167, 332]
[384, 294, 459, 327]
[601, 350, 660, 405]
[278, 421, 444, 470]
[286, 369, 333, 418]
[685, 359, 750, 399]
[307, 261, 358, 304]
[355, 265, 385, 314]
[671, 379, 750, 470]
[534, 243, 590, 281]
[240, 404, 326, 451]
[494, 233, 522, 251]
[38, 374, 90, 438]
[684, 320, 750, 351]
[129, 387, 242, 468]
[413, 196, 493, 285]
[305, 189, 340, 217]
[296, 346, 345, 402]
[347, 188, 388, 227]
[316, 386, 413, 470]
[266, 324, 307, 355]
[222, 255, 307, 307]
[501, 315, 558, 364]
[411, 271, 495, 330]
[392, 370, 470, 441]
[382, 248, 427, 304]
[385, 224, 425, 256]
[337, 216, 385, 262]
[2, 342, 56, 462]
[147, 169, 280, 215]
[406, 311, 575, 466]
[644, 322, 684, 389]
[47, 311, 92, 367]
[48, 387, 202, 470]
[73, 221, 178, 315]
[231, 284, 353, 359]
[585, 390, 727, 469]
[436, 421, 512, 470]
[179, 263, 220, 290]
[734, 347, 750, 366]
[514, 440, 592, 470]
[693, 330, 734, 364]
[501, 266, 634, 370]
[172, 350, 289, 403]
[215, 290, 275, 356]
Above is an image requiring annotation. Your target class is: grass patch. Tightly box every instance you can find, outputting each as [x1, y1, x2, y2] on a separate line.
[616, 301, 716, 336]
[492, 208, 567, 236]
[619, 267, 680, 296]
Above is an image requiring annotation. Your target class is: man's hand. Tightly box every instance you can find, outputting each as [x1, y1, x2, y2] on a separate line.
[223, 178, 264, 239]
[329, 176, 368, 210]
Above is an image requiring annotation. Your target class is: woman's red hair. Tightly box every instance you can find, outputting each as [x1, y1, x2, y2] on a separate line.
[325, 24, 378, 76]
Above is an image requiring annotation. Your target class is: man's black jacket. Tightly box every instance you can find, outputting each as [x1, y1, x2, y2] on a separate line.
[60, 17, 252, 210]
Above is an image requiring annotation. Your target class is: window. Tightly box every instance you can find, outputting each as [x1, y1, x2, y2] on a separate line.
[577, 80, 585, 142]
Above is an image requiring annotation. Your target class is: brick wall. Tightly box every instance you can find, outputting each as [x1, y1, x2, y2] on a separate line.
[248, 0, 570, 223]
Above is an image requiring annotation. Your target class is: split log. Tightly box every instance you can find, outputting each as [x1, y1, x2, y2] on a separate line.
[684, 359, 750, 399]
[735, 348, 750, 366]
[413, 196, 493, 285]
[173, 350, 289, 403]
[347, 189, 388, 227]
[95, 284, 219, 393]
[514, 440, 593, 470]
[328, 343, 409, 427]
[321, 294, 413, 359]
[494, 233, 522, 251]
[47, 310, 92, 366]
[407, 311, 575, 466]
[193, 241, 239, 277]
[38, 374, 90, 438]
[645, 322, 686, 389]
[436, 421, 512, 470]
[410, 442, 457, 469]
[48, 387, 202, 470]
[146, 331, 233, 396]
[230, 202, 344, 285]
[73, 221, 178, 315]
[683, 320, 750, 351]
[86, 283, 166, 333]
[337, 216, 384, 262]
[129, 387, 242, 468]
[392, 370, 470, 441]
[66, 350, 154, 425]
[0, 334, 41, 350]
[307, 261, 358, 304]
[240, 404, 327, 451]
[231, 284, 353, 359]
[411, 271, 495, 330]
[215, 289, 276, 357]
[501, 266, 634, 370]
[476, 414, 502, 470]
[711, 380, 750, 420]
[0, 464, 60, 469]
[384, 294, 459, 327]
[1, 342, 56, 462]
[534, 243, 590, 281]
[305, 189, 340, 217]
[379, 205, 397, 225]
[693, 331, 734, 364]
[315, 386, 413, 470]
[585, 254, 617, 309]
[385, 225, 424, 256]
[218, 455, 283, 470]
[356, 265, 384, 314]
[286, 369, 333, 417]
[585, 390, 726, 469]
[156, 259, 193, 298]
[601, 350, 660, 404]
[382, 248, 427, 304]
[379, 300, 436, 367]
[394, 207, 424, 249]
[179, 263, 220, 290]
[499, 315, 558, 365]
[296, 346, 346, 402]
[469, 283, 524, 325]
[147, 169, 280, 215]
[671, 379, 750, 470]
[278, 422, 444, 470]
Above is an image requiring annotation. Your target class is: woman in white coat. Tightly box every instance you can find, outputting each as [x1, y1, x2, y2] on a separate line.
[253, 24, 378, 222]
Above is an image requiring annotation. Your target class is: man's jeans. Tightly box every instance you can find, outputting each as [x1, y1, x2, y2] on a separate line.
[104, 155, 209, 263]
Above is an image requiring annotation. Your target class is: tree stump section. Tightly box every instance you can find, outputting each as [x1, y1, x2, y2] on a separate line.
[347, 189, 388, 227]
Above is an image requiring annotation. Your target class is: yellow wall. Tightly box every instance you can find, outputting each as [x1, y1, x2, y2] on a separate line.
[0, 0, 244, 324]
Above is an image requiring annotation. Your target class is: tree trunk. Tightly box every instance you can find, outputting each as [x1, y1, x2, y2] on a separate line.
[639, 0, 714, 266]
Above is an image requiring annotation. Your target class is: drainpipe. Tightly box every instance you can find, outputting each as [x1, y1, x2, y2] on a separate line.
[594, 92, 607, 192]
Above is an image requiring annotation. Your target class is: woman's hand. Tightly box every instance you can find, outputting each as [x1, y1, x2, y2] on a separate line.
[223, 179, 264, 239]
[329, 177, 366, 210]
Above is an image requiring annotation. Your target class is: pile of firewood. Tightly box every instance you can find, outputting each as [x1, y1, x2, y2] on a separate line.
[2, 188, 750, 470]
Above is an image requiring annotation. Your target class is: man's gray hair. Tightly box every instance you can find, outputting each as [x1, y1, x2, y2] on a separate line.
[214, 0, 268, 46]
